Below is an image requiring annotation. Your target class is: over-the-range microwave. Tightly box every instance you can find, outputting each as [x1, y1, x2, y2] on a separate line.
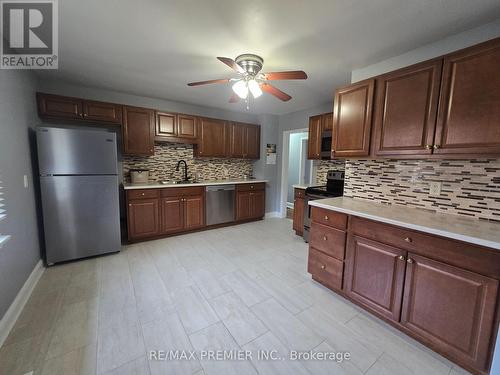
[320, 130, 332, 159]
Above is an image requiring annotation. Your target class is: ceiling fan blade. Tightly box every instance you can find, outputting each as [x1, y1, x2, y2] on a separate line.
[217, 57, 245, 74]
[229, 93, 241, 103]
[260, 83, 292, 101]
[187, 78, 230, 86]
[263, 71, 308, 80]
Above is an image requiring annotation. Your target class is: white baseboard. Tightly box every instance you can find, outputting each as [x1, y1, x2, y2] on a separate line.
[265, 211, 282, 218]
[0, 260, 44, 348]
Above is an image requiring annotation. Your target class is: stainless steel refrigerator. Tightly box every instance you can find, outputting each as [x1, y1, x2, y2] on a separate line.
[37, 126, 121, 265]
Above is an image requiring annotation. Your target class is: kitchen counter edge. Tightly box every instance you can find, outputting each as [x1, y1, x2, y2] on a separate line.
[123, 179, 268, 190]
[309, 197, 500, 250]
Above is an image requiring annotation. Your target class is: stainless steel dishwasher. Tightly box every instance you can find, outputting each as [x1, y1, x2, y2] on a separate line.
[206, 185, 235, 225]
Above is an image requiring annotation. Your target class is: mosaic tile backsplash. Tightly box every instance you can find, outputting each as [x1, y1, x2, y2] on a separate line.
[339, 159, 500, 222]
[123, 143, 253, 182]
[315, 160, 346, 184]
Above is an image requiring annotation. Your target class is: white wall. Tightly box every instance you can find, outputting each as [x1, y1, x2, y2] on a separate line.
[287, 132, 307, 203]
[0, 70, 41, 318]
[352, 18, 500, 82]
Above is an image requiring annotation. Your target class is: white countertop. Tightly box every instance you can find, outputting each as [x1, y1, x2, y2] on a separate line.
[292, 184, 312, 190]
[123, 179, 268, 190]
[309, 197, 500, 250]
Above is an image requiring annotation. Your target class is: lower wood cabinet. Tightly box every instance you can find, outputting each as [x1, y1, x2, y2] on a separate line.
[308, 206, 500, 375]
[127, 187, 204, 240]
[127, 198, 160, 239]
[401, 254, 498, 371]
[344, 235, 407, 321]
[235, 183, 265, 221]
[292, 188, 305, 235]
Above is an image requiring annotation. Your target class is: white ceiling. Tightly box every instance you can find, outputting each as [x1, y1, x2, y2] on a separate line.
[37, 0, 500, 115]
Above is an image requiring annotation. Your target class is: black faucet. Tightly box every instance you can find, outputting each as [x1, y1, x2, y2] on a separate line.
[175, 160, 189, 182]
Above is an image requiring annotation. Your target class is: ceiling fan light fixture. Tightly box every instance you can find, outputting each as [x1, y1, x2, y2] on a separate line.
[248, 79, 262, 98]
[232, 80, 248, 99]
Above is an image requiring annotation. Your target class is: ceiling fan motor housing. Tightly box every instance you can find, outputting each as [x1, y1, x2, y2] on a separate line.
[235, 54, 264, 76]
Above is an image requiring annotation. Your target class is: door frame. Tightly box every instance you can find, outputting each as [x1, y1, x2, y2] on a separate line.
[279, 128, 316, 218]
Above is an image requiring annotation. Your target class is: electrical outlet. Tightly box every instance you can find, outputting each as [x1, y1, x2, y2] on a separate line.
[429, 181, 442, 196]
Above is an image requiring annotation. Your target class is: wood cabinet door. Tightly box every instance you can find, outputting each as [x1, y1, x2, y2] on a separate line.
[37, 93, 83, 120]
[293, 197, 305, 235]
[156, 112, 177, 138]
[250, 191, 265, 219]
[127, 199, 160, 239]
[435, 39, 500, 155]
[82, 100, 122, 123]
[401, 254, 498, 371]
[229, 122, 246, 158]
[160, 196, 184, 234]
[177, 114, 197, 139]
[184, 195, 205, 230]
[307, 115, 322, 159]
[197, 118, 227, 157]
[245, 125, 261, 159]
[373, 60, 442, 156]
[344, 235, 407, 321]
[332, 79, 375, 157]
[322, 112, 333, 131]
[123, 106, 155, 156]
[236, 191, 251, 221]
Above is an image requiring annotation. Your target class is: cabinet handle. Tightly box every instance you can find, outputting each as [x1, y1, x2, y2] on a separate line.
[323, 236, 327, 241]
[324, 215, 329, 221]
[321, 265, 326, 270]
[398, 255, 406, 261]
[128, 204, 132, 207]
[141, 192, 145, 196]
[404, 237, 412, 243]
[425, 144, 432, 150]
[407, 258, 414, 264]
[433, 145, 440, 149]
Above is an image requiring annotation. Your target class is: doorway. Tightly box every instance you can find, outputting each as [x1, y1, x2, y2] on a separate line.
[280, 129, 314, 218]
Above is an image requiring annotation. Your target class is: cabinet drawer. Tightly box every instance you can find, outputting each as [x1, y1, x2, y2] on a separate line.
[308, 247, 343, 291]
[311, 207, 347, 230]
[236, 182, 265, 192]
[309, 222, 346, 260]
[127, 189, 159, 200]
[350, 216, 500, 279]
[294, 188, 305, 198]
[161, 186, 204, 197]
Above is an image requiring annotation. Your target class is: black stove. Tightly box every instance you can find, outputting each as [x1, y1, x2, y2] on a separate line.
[303, 170, 345, 242]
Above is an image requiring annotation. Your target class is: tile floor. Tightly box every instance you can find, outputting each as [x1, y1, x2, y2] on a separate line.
[0, 218, 471, 375]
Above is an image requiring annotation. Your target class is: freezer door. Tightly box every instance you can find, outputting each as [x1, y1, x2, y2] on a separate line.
[37, 127, 118, 175]
[40, 175, 121, 264]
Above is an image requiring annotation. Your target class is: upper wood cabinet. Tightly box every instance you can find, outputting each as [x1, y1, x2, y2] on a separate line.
[37, 93, 83, 120]
[155, 112, 197, 143]
[332, 79, 374, 157]
[307, 112, 333, 160]
[195, 118, 228, 157]
[401, 253, 498, 372]
[228, 122, 261, 159]
[37, 93, 122, 124]
[123, 106, 155, 156]
[373, 60, 443, 156]
[307, 115, 322, 159]
[177, 114, 197, 139]
[82, 100, 122, 123]
[245, 124, 260, 159]
[434, 38, 500, 155]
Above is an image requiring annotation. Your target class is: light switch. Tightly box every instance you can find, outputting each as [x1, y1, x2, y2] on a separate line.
[23, 175, 28, 188]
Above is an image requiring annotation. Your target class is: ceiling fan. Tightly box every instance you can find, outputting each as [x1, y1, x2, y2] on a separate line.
[187, 54, 307, 103]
